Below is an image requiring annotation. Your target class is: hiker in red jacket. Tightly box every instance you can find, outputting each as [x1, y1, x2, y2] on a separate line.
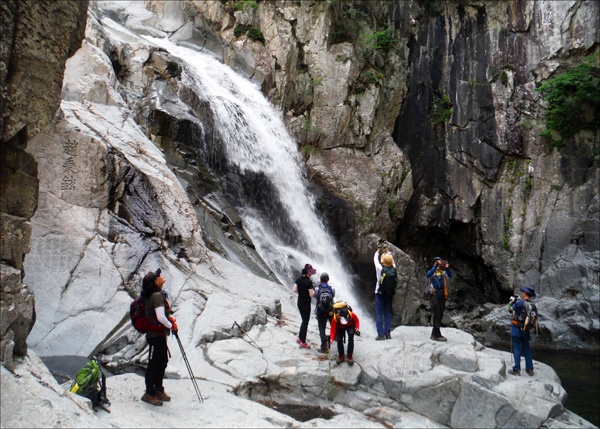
[330, 304, 360, 365]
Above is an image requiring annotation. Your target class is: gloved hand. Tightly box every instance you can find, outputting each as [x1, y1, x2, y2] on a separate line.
[169, 317, 178, 332]
[355, 330, 361, 337]
[508, 295, 518, 305]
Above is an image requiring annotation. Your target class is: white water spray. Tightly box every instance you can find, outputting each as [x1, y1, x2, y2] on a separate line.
[147, 38, 372, 331]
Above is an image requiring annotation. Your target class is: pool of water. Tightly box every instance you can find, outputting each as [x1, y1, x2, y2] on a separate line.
[486, 342, 599, 427]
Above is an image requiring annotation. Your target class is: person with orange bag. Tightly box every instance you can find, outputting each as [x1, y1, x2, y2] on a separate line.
[427, 258, 452, 341]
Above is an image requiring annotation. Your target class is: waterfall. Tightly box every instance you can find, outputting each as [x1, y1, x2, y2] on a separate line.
[147, 37, 371, 328]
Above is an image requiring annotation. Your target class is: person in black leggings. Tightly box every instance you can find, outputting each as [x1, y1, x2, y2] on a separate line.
[293, 263, 316, 349]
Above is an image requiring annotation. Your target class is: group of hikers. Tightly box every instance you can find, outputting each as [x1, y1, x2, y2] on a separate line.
[292, 239, 538, 376]
[131, 239, 538, 406]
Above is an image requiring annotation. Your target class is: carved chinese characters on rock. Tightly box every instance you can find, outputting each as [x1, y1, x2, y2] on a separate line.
[61, 139, 78, 190]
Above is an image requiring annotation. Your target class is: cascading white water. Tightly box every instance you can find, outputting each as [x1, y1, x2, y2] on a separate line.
[147, 37, 373, 332]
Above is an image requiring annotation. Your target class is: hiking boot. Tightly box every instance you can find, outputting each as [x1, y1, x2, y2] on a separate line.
[431, 336, 447, 342]
[385, 333, 392, 340]
[298, 340, 311, 349]
[141, 392, 163, 406]
[508, 369, 521, 376]
[526, 369, 535, 376]
[346, 354, 354, 366]
[318, 346, 328, 354]
[156, 391, 171, 401]
[375, 335, 386, 341]
[336, 355, 345, 364]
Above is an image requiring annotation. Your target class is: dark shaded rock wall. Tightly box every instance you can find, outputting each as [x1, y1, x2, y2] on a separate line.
[0, 0, 88, 370]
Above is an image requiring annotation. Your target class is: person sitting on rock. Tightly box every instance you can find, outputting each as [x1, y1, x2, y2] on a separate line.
[330, 304, 360, 365]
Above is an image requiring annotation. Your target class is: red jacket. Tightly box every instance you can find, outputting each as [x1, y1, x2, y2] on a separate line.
[330, 311, 360, 342]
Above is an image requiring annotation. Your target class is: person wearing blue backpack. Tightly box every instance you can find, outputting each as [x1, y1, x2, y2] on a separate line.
[140, 268, 177, 406]
[315, 272, 336, 353]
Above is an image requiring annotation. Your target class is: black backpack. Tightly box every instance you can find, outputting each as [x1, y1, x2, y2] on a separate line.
[379, 266, 397, 298]
[317, 285, 334, 314]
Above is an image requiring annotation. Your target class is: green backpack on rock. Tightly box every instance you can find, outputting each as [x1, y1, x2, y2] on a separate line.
[69, 359, 110, 412]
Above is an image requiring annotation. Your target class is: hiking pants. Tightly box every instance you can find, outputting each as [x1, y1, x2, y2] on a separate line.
[336, 326, 355, 357]
[146, 335, 168, 395]
[430, 289, 446, 338]
[375, 293, 392, 337]
[511, 325, 533, 372]
[297, 299, 311, 343]
[317, 312, 332, 349]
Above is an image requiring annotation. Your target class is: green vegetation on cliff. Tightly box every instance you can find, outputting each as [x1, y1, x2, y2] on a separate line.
[537, 54, 600, 145]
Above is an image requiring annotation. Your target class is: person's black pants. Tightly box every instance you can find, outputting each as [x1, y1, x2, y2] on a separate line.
[430, 290, 446, 338]
[317, 312, 332, 349]
[336, 326, 355, 357]
[145, 335, 168, 395]
[297, 299, 311, 343]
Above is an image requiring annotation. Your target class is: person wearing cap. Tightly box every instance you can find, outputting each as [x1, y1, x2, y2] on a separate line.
[507, 286, 537, 376]
[315, 272, 336, 353]
[293, 263, 316, 349]
[330, 305, 361, 365]
[427, 257, 452, 342]
[374, 240, 395, 340]
[140, 268, 177, 406]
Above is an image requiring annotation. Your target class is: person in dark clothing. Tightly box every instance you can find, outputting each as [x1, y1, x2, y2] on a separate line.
[141, 268, 177, 406]
[293, 263, 316, 349]
[330, 305, 360, 365]
[315, 272, 335, 353]
[427, 257, 451, 341]
[508, 286, 538, 376]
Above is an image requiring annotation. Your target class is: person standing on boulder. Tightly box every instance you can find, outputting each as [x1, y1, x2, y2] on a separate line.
[427, 257, 452, 342]
[374, 240, 395, 340]
[508, 286, 538, 376]
[315, 272, 335, 353]
[141, 268, 177, 406]
[293, 263, 316, 349]
[330, 304, 360, 365]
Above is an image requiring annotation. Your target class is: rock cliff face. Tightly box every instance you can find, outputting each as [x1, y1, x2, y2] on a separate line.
[1, 2, 596, 427]
[0, 0, 88, 370]
[173, 0, 598, 349]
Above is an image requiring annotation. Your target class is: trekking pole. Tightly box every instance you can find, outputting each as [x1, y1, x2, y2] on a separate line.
[173, 331, 204, 403]
[232, 321, 262, 352]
